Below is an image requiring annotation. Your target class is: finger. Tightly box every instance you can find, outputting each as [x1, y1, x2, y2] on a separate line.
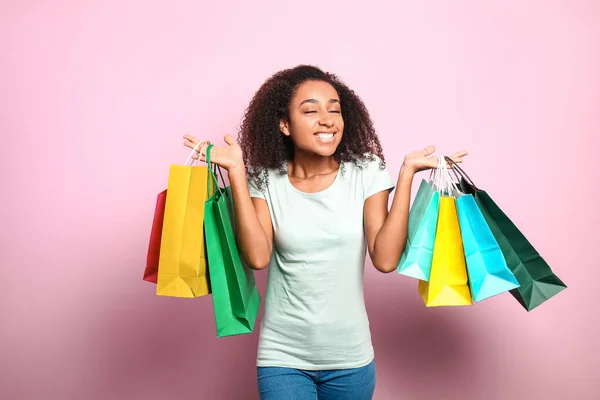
[445, 160, 463, 169]
[183, 134, 211, 147]
[224, 134, 234, 145]
[184, 140, 210, 160]
[449, 150, 468, 158]
[183, 140, 197, 149]
[446, 151, 468, 167]
[191, 150, 206, 162]
[422, 145, 436, 156]
[193, 140, 210, 151]
[183, 139, 206, 150]
[198, 142, 210, 158]
[183, 134, 199, 142]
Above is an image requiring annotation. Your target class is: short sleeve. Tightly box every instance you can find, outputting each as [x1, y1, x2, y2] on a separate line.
[247, 172, 266, 200]
[363, 156, 395, 200]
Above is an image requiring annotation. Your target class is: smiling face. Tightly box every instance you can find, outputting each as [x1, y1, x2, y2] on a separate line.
[279, 80, 344, 158]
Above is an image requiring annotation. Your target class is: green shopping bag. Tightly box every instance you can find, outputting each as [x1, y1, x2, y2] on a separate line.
[447, 158, 566, 311]
[204, 145, 261, 337]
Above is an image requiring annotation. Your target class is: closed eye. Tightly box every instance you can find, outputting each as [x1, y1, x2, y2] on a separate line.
[303, 110, 341, 114]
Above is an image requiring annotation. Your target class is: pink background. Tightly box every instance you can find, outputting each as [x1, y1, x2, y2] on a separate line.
[1, 1, 598, 399]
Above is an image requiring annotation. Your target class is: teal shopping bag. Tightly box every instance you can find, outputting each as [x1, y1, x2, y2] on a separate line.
[204, 145, 261, 337]
[456, 194, 520, 302]
[397, 179, 440, 280]
[445, 156, 566, 311]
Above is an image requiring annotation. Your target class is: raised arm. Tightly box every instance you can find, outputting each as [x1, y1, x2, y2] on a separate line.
[364, 146, 468, 273]
[184, 134, 273, 270]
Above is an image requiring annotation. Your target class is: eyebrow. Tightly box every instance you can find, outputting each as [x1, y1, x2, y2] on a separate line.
[299, 98, 340, 106]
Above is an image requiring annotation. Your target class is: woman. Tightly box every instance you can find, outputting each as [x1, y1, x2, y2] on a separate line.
[184, 65, 467, 400]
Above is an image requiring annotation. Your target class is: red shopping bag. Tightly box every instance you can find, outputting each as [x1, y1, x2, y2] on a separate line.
[143, 190, 167, 283]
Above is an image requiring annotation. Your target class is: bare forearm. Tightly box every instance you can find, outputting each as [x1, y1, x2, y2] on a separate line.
[372, 166, 415, 272]
[228, 167, 272, 269]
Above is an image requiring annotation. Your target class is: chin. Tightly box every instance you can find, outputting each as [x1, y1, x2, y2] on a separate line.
[313, 143, 340, 157]
[312, 135, 342, 156]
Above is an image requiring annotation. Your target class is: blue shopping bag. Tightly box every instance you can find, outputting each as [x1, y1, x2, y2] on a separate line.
[452, 174, 520, 302]
[397, 179, 440, 281]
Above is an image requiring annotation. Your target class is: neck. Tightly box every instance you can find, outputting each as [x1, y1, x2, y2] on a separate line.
[288, 148, 339, 179]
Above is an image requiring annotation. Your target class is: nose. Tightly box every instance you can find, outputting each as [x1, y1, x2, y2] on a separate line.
[318, 111, 334, 127]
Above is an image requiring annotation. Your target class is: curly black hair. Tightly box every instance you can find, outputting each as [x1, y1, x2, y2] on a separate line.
[237, 64, 385, 190]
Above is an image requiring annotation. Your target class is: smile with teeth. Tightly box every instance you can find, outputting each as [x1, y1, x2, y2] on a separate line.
[315, 132, 336, 142]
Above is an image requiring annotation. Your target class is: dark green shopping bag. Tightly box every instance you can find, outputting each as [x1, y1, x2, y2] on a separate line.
[204, 145, 261, 337]
[445, 157, 566, 311]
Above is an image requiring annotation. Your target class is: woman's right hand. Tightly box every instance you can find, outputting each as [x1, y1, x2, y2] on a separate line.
[183, 134, 245, 172]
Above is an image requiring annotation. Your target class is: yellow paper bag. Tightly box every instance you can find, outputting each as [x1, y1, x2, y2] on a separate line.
[156, 156, 211, 298]
[418, 196, 472, 306]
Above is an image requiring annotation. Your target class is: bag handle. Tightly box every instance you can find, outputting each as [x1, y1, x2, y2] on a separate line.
[443, 156, 478, 190]
[428, 157, 441, 187]
[434, 156, 452, 195]
[427, 157, 460, 196]
[206, 144, 226, 196]
[435, 156, 443, 190]
[184, 141, 208, 166]
[440, 156, 461, 196]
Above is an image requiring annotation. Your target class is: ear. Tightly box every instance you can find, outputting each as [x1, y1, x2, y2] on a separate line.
[279, 118, 291, 136]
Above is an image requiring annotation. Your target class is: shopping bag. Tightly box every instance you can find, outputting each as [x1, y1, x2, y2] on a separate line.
[397, 178, 440, 280]
[448, 158, 567, 311]
[204, 145, 261, 337]
[455, 193, 520, 302]
[418, 162, 472, 307]
[156, 143, 212, 298]
[143, 190, 167, 283]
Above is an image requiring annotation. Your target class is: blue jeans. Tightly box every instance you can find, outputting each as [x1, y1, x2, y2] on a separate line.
[257, 360, 376, 400]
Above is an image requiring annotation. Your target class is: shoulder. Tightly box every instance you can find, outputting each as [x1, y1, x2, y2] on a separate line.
[247, 166, 286, 198]
[341, 154, 395, 199]
[342, 154, 387, 176]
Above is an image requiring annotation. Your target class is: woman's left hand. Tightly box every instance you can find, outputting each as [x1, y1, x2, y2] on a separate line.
[402, 145, 468, 174]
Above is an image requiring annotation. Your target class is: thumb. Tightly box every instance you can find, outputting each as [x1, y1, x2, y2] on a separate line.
[423, 145, 436, 156]
[224, 134, 235, 146]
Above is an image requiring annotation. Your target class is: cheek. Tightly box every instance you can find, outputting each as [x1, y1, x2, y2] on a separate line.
[289, 118, 313, 137]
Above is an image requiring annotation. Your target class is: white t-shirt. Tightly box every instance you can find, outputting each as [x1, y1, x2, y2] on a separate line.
[248, 155, 395, 370]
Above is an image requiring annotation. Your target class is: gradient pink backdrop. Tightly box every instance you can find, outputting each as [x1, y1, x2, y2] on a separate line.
[1, 1, 598, 399]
